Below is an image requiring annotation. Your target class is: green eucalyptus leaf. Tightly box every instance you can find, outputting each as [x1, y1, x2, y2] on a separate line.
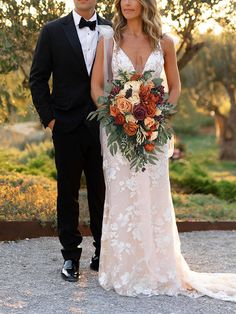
[152, 78, 163, 86]
[98, 96, 109, 105]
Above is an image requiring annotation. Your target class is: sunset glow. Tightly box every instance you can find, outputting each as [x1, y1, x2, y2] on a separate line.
[63, 0, 223, 35]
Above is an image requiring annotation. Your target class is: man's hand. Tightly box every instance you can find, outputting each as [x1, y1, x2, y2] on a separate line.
[48, 119, 55, 131]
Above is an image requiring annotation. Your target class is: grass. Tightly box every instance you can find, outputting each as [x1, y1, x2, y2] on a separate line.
[173, 193, 236, 221]
[170, 133, 236, 203]
[178, 133, 236, 179]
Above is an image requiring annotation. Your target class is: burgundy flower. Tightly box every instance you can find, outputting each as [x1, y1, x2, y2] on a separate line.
[157, 85, 165, 96]
[133, 104, 147, 121]
[111, 85, 121, 96]
[155, 114, 164, 122]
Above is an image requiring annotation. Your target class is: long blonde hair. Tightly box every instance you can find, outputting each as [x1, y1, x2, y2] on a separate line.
[113, 0, 162, 49]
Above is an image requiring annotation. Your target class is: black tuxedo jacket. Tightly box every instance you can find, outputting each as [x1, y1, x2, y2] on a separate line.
[29, 12, 111, 133]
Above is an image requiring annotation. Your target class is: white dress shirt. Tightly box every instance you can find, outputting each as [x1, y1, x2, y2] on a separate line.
[72, 10, 98, 75]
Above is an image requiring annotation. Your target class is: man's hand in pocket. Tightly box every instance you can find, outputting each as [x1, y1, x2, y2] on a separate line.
[48, 119, 55, 131]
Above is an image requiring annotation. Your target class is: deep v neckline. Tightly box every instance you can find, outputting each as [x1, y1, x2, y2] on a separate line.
[119, 46, 154, 74]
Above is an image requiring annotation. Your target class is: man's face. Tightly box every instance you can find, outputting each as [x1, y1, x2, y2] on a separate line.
[73, 0, 97, 12]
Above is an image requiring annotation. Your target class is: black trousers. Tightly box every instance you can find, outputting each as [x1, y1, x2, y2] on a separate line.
[52, 121, 105, 261]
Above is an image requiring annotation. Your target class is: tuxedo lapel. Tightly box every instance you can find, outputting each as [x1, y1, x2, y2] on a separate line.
[61, 12, 112, 77]
[62, 12, 88, 76]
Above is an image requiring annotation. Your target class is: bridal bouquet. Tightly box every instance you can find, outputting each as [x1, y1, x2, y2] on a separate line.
[88, 70, 176, 172]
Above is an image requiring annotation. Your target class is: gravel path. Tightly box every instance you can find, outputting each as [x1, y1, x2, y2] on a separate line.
[0, 231, 236, 314]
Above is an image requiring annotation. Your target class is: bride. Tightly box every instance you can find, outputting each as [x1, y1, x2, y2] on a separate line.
[91, 0, 236, 301]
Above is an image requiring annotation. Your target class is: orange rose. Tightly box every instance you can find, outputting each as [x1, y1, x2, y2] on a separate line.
[115, 113, 126, 125]
[146, 104, 157, 118]
[139, 84, 152, 102]
[148, 101, 157, 107]
[123, 122, 139, 136]
[149, 93, 160, 104]
[110, 105, 120, 117]
[116, 97, 133, 113]
[130, 73, 143, 81]
[144, 117, 156, 129]
[144, 143, 155, 152]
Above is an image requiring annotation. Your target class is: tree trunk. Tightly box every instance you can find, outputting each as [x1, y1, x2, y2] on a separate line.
[178, 42, 205, 71]
[214, 108, 227, 144]
[219, 86, 236, 160]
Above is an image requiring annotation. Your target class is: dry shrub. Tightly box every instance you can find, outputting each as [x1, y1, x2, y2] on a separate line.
[0, 173, 57, 224]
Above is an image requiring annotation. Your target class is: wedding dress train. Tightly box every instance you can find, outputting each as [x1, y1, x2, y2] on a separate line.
[98, 40, 236, 302]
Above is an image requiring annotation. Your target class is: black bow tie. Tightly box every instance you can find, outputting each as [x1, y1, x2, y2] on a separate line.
[79, 17, 96, 31]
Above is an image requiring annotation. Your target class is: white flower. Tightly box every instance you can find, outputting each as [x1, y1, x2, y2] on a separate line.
[129, 92, 140, 105]
[139, 125, 148, 138]
[125, 114, 137, 123]
[98, 25, 114, 39]
[156, 108, 162, 116]
[150, 131, 158, 141]
[132, 227, 142, 241]
[117, 242, 131, 254]
[110, 223, 118, 231]
[117, 213, 129, 227]
[118, 89, 126, 97]
[124, 80, 142, 93]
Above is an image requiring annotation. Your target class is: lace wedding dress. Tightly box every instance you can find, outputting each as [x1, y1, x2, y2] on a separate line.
[98, 40, 236, 301]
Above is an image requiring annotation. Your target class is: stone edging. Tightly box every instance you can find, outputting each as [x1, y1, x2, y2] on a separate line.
[0, 221, 235, 241]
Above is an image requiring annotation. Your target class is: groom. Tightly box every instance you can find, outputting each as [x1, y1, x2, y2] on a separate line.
[29, 0, 111, 282]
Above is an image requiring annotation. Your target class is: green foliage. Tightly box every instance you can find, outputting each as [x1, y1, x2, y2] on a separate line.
[0, 141, 88, 187]
[0, 142, 56, 179]
[0, 0, 66, 123]
[180, 33, 236, 162]
[0, 0, 66, 75]
[170, 134, 236, 202]
[97, 0, 113, 20]
[173, 87, 214, 135]
[173, 193, 236, 221]
[164, 0, 235, 70]
[181, 33, 236, 101]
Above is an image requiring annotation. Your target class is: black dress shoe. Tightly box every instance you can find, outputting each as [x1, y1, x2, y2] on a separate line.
[61, 259, 80, 282]
[90, 254, 99, 271]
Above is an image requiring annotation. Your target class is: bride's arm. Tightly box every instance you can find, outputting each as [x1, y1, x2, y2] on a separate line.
[91, 39, 105, 107]
[161, 35, 181, 105]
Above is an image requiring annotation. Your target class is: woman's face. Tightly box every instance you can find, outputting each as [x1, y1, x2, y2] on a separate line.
[120, 0, 142, 21]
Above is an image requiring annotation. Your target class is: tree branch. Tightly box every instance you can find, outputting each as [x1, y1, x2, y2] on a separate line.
[178, 42, 205, 71]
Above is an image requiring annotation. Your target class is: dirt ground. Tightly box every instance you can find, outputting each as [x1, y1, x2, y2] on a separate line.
[0, 231, 236, 314]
